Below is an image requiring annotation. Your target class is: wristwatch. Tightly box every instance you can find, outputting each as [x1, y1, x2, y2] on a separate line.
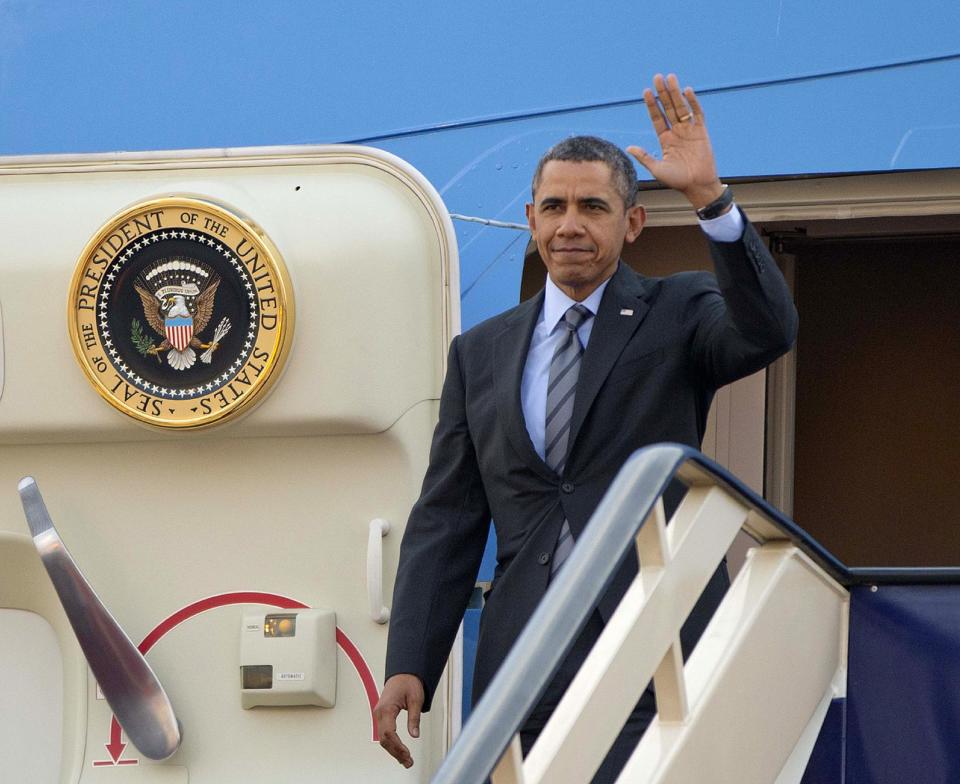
[695, 185, 734, 220]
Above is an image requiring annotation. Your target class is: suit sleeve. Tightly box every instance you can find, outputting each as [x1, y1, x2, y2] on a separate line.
[690, 208, 799, 387]
[385, 334, 491, 711]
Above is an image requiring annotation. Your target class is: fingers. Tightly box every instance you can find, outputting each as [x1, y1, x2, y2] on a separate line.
[665, 74, 693, 121]
[653, 73, 677, 122]
[382, 731, 414, 768]
[376, 703, 413, 768]
[642, 88, 668, 135]
[637, 73, 718, 199]
[654, 73, 682, 124]
[684, 86, 706, 126]
[374, 674, 425, 768]
[650, 73, 696, 127]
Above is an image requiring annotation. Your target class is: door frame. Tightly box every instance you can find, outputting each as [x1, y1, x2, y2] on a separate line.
[638, 168, 960, 514]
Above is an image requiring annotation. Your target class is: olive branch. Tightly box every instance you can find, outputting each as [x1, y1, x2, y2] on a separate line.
[131, 318, 157, 358]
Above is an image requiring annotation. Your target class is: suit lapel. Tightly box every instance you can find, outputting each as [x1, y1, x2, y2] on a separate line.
[493, 291, 556, 481]
[568, 264, 651, 454]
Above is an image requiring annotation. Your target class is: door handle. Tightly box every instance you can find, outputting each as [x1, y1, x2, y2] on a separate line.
[367, 518, 391, 624]
[18, 477, 182, 761]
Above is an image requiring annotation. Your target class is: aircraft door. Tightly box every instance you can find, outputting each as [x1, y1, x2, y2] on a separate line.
[0, 145, 459, 783]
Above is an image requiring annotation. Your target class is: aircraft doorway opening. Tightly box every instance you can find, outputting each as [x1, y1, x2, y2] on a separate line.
[780, 231, 960, 567]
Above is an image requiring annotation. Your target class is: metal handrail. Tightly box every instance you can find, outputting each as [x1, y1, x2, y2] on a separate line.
[430, 442, 960, 784]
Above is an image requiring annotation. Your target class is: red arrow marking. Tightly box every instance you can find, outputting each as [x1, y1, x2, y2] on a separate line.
[97, 591, 382, 766]
[93, 714, 136, 766]
[106, 716, 125, 762]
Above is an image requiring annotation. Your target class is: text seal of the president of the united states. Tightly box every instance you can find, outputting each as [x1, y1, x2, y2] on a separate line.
[68, 198, 294, 429]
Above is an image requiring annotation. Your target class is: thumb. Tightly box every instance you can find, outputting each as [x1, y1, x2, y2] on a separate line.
[626, 145, 659, 177]
[407, 694, 423, 738]
[407, 693, 422, 738]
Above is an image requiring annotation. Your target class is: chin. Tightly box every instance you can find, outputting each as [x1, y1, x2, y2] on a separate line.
[554, 273, 587, 288]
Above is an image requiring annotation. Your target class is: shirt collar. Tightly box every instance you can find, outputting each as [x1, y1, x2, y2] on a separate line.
[543, 266, 615, 333]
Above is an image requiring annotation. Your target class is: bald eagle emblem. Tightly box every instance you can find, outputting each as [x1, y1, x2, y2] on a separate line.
[130, 258, 232, 371]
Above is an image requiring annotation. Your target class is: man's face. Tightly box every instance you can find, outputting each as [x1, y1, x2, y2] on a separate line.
[526, 160, 645, 301]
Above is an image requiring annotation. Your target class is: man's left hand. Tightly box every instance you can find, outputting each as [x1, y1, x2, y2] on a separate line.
[627, 73, 725, 210]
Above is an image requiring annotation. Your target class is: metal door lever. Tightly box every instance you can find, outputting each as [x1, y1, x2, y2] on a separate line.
[18, 477, 182, 761]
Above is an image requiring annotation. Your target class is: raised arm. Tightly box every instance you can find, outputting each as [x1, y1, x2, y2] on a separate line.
[630, 73, 797, 384]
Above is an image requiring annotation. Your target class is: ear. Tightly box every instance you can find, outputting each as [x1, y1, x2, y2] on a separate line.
[624, 204, 646, 243]
[525, 201, 536, 235]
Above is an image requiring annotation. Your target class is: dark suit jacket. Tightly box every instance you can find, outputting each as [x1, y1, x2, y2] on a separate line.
[386, 212, 798, 710]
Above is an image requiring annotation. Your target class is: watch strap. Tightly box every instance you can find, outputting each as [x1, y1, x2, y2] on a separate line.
[696, 185, 734, 220]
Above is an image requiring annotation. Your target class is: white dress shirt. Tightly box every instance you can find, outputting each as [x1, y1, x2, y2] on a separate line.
[520, 209, 743, 460]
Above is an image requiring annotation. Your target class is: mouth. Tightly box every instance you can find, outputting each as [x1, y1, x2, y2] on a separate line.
[552, 247, 593, 255]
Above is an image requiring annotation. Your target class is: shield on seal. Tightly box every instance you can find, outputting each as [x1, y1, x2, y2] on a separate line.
[165, 316, 194, 351]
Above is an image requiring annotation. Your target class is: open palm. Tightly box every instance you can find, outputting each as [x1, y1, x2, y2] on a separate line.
[627, 73, 724, 209]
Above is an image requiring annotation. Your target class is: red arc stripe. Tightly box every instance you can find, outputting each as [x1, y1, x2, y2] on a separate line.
[105, 590, 382, 764]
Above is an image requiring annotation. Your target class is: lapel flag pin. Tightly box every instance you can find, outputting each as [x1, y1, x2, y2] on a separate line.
[620, 308, 634, 316]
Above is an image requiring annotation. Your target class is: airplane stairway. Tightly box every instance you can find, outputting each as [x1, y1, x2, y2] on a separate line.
[430, 443, 960, 784]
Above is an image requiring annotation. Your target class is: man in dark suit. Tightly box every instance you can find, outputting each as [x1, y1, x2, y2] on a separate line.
[375, 73, 798, 780]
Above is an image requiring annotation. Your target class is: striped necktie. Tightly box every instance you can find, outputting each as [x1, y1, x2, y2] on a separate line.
[545, 303, 592, 574]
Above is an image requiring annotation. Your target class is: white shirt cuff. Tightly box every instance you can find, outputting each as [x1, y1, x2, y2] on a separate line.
[698, 206, 744, 242]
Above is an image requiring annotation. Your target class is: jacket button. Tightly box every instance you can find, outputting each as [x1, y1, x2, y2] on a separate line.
[561, 482, 575, 494]
[538, 552, 551, 565]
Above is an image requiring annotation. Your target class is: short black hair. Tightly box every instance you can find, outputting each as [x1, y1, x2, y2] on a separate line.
[531, 135, 639, 207]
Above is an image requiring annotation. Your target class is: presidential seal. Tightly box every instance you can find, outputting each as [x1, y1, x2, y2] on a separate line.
[68, 198, 294, 428]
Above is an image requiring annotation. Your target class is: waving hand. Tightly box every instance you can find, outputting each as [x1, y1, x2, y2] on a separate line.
[627, 73, 725, 210]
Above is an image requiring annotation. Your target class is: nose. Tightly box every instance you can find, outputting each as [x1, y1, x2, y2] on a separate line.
[557, 207, 584, 236]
